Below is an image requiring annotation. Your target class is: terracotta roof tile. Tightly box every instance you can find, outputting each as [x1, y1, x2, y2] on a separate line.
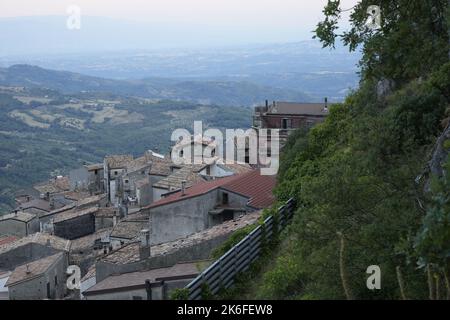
[153, 165, 206, 190]
[5, 253, 63, 287]
[0, 233, 71, 255]
[222, 170, 277, 209]
[53, 206, 98, 224]
[0, 212, 36, 223]
[146, 169, 276, 210]
[84, 262, 201, 295]
[0, 236, 18, 247]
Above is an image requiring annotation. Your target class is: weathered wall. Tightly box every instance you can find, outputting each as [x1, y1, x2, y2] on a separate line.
[69, 167, 90, 191]
[95, 216, 114, 231]
[54, 214, 95, 240]
[0, 219, 27, 238]
[0, 243, 66, 271]
[136, 181, 152, 207]
[152, 187, 167, 203]
[147, 191, 218, 245]
[27, 218, 40, 236]
[8, 254, 67, 300]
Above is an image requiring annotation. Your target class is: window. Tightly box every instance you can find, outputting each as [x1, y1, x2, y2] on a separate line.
[55, 275, 58, 286]
[206, 166, 211, 176]
[114, 171, 118, 176]
[94, 169, 98, 175]
[223, 210, 234, 221]
[46, 282, 51, 299]
[282, 118, 291, 129]
[132, 296, 143, 300]
[125, 179, 129, 184]
[222, 192, 229, 205]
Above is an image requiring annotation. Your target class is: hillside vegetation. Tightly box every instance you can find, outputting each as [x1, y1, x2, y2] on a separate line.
[247, 0, 450, 299]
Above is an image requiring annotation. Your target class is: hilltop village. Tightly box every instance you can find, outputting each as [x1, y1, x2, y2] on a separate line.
[0, 100, 329, 300]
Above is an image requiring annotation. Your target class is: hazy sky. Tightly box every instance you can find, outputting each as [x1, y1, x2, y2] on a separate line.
[0, 0, 359, 42]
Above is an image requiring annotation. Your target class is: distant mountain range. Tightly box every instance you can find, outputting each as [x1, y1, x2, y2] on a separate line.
[0, 38, 360, 102]
[0, 64, 313, 106]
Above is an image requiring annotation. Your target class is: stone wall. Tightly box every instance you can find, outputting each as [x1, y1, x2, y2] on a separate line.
[54, 214, 95, 240]
[0, 219, 38, 238]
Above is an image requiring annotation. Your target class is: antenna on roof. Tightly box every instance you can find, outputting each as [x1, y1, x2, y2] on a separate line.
[181, 180, 187, 196]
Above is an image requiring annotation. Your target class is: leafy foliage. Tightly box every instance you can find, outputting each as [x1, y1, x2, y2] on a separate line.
[251, 0, 450, 299]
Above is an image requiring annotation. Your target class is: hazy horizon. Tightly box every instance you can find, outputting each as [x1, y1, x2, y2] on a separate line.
[0, 0, 359, 55]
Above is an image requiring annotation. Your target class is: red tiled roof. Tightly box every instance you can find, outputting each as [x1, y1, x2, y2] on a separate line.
[0, 236, 18, 247]
[222, 170, 276, 209]
[145, 169, 276, 210]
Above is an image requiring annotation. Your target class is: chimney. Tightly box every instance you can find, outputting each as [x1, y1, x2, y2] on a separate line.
[26, 196, 30, 202]
[26, 264, 31, 274]
[113, 211, 118, 226]
[139, 229, 151, 260]
[14, 210, 18, 217]
[181, 180, 187, 196]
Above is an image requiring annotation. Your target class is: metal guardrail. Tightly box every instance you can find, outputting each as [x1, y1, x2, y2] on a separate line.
[186, 198, 296, 300]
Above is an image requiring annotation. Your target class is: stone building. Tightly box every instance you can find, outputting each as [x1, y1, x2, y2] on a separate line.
[94, 211, 261, 284]
[94, 207, 120, 231]
[83, 262, 201, 300]
[69, 228, 112, 275]
[85, 163, 105, 194]
[39, 194, 107, 235]
[253, 99, 329, 145]
[5, 253, 67, 300]
[109, 213, 149, 249]
[103, 155, 153, 207]
[53, 207, 98, 240]
[142, 169, 276, 245]
[0, 233, 70, 274]
[152, 165, 207, 202]
[0, 212, 39, 238]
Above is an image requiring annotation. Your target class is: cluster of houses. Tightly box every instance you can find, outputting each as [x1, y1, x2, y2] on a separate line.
[0, 100, 329, 300]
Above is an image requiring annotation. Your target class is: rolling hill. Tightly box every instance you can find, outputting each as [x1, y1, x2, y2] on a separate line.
[0, 64, 312, 106]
